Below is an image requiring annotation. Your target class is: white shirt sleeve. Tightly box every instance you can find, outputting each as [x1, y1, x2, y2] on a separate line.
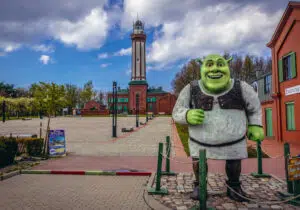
[172, 84, 191, 125]
[240, 81, 262, 126]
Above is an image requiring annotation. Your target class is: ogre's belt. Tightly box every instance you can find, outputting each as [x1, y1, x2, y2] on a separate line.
[190, 135, 245, 147]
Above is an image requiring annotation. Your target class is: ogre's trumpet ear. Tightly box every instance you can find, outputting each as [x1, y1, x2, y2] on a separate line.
[195, 58, 202, 65]
[226, 56, 233, 63]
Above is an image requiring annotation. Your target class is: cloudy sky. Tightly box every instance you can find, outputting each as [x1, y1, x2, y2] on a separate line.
[0, 0, 293, 92]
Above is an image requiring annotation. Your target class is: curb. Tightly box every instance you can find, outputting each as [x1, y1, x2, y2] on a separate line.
[0, 170, 21, 181]
[143, 173, 170, 210]
[20, 170, 152, 176]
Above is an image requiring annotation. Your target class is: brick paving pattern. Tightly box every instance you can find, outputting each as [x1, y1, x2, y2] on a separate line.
[0, 117, 174, 156]
[0, 116, 296, 210]
[0, 174, 152, 210]
[152, 172, 300, 210]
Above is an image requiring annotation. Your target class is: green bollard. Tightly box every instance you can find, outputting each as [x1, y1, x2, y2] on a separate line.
[294, 180, 300, 200]
[277, 142, 300, 204]
[161, 136, 176, 176]
[251, 141, 271, 178]
[199, 149, 207, 210]
[148, 142, 168, 195]
[284, 143, 294, 194]
[190, 149, 215, 210]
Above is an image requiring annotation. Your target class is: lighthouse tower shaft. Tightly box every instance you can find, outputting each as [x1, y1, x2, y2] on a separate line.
[131, 20, 146, 81]
[129, 19, 148, 114]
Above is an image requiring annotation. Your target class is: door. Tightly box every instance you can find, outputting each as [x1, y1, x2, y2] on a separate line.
[265, 108, 273, 137]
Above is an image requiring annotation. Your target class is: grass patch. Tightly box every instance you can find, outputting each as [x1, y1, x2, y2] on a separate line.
[175, 123, 190, 156]
[0, 160, 40, 174]
[5, 116, 40, 121]
[175, 123, 269, 158]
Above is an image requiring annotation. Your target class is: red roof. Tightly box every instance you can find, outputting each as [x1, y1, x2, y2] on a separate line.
[266, 1, 300, 48]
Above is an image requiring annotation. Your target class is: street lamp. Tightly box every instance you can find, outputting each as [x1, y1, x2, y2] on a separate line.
[146, 97, 148, 122]
[2, 100, 6, 123]
[136, 94, 139, 127]
[112, 81, 117, 137]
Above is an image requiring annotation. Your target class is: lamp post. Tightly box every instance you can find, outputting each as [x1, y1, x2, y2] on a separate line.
[112, 81, 117, 137]
[2, 100, 6, 123]
[146, 97, 148, 122]
[136, 94, 139, 127]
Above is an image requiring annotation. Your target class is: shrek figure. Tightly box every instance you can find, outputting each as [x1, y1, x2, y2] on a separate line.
[172, 54, 264, 202]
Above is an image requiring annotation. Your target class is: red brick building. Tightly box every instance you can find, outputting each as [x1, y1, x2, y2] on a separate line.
[81, 100, 108, 115]
[107, 20, 176, 115]
[263, 1, 300, 144]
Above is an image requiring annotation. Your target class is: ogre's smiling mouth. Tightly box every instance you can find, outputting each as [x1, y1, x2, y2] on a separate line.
[207, 72, 224, 79]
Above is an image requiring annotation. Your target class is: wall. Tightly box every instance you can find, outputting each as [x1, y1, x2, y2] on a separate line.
[129, 85, 147, 114]
[273, 9, 300, 143]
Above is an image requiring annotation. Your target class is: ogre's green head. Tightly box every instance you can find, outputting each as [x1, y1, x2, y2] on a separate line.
[196, 54, 232, 94]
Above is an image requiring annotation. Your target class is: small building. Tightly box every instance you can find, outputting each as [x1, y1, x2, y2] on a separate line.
[251, 72, 273, 139]
[81, 100, 109, 115]
[107, 19, 176, 115]
[265, 1, 300, 144]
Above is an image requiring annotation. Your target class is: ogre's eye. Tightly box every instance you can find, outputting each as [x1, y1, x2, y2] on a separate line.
[217, 63, 224, 67]
[206, 62, 213, 67]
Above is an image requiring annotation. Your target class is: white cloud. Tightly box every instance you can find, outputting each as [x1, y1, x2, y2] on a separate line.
[146, 5, 283, 66]
[100, 63, 111, 68]
[114, 47, 131, 56]
[32, 44, 55, 53]
[49, 8, 109, 50]
[0, 43, 21, 54]
[4, 44, 20, 52]
[125, 69, 131, 75]
[98, 53, 108, 59]
[39, 55, 51, 65]
[122, 0, 283, 68]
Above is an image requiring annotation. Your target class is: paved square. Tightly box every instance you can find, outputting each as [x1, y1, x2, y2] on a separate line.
[0, 174, 152, 210]
[0, 117, 173, 156]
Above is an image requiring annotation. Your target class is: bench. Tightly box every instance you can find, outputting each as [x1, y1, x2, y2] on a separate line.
[121, 127, 134, 132]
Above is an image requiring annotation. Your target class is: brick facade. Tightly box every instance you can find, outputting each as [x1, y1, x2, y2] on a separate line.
[265, 1, 300, 143]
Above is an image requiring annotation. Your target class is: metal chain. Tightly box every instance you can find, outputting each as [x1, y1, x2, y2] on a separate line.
[260, 146, 285, 159]
[225, 183, 300, 205]
[160, 151, 199, 164]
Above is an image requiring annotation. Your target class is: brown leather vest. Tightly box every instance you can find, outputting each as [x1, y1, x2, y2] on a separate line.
[189, 80, 245, 111]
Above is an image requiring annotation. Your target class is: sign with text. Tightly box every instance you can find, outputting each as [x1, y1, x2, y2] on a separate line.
[48, 129, 66, 157]
[285, 85, 300, 96]
[288, 157, 300, 181]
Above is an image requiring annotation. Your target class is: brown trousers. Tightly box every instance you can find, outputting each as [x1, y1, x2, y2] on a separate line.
[192, 158, 241, 184]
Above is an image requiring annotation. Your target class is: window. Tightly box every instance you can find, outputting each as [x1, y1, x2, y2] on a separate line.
[264, 75, 272, 94]
[283, 55, 292, 80]
[149, 104, 152, 110]
[278, 52, 297, 82]
[147, 97, 156, 102]
[265, 108, 273, 136]
[286, 102, 296, 131]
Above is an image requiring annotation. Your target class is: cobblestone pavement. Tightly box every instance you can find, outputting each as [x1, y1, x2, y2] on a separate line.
[0, 174, 153, 210]
[0, 117, 174, 156]
[152, 173, 300, 210]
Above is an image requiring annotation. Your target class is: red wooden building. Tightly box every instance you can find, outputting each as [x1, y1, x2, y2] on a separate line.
[264, 1, 300, 144]
[107, 19, 176, 115]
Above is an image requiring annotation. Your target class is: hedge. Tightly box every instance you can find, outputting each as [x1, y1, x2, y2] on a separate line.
[0, 137, 44, 167]
[0, 137, 18, 167]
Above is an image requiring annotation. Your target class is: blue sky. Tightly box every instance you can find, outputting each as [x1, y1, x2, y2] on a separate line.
[0, 0, 292, 93]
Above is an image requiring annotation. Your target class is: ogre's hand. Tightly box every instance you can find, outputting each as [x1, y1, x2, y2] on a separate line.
[186, 109, 205, 125]
[247, 125, 264, 142]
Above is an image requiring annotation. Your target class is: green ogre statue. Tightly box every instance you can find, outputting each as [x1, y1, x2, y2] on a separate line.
[172, 54, 264, 202]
